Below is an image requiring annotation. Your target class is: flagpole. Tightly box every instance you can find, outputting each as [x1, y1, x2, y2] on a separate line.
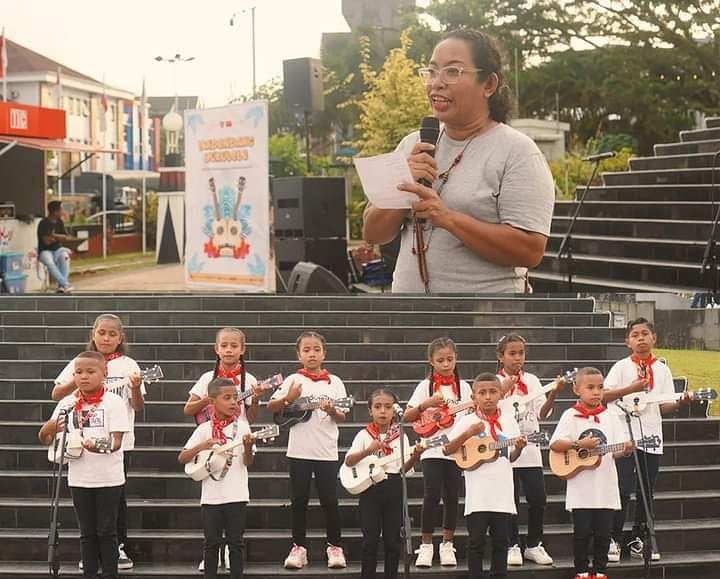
[101, 77, 107, 259]
[140, 77, 147, 253]
[56, 67, 63, 200]
[1, 28, 7, 102]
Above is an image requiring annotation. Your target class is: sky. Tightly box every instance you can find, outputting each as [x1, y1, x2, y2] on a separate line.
[1, 0, 351, 106]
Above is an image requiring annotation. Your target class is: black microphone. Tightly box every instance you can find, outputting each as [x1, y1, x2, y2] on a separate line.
[582, 151, 616, 162]
[418, 116, 440, 187]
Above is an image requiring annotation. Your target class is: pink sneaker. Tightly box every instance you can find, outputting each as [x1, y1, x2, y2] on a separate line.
[284, 544, 308, 569]
[326, 544, 347, 568]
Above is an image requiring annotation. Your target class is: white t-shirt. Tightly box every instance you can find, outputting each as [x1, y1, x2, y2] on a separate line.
[189, 369, 258, 423]
[346, 428, 414, 475]
[498, 371, 545, 469]
[450, 411, 520, 515]
[50, 391, 130, 488]
[550, 407, 624, 511]
[605, 356, 674, 455]
[55, 355, 146, 451]
[270, 372, 347, 461]
[406, 378, 473, 461]
[184, 419, 252, 505]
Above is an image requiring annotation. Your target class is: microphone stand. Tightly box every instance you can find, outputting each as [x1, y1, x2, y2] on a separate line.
[699, 151, 720, 305]
[557, 158, 603, 292]
[395, 407, 413, 579]
[614, 400, 657, 578]
[48, 409, 69, 578]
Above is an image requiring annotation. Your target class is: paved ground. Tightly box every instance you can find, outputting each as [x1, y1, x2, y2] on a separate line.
[70, 263, 187, 292]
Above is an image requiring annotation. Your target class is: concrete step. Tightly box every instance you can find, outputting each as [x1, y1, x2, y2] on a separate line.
[630, 151, 720, 171]
[0, 324, 624, 346]
[550, 215, 712, 240]
[2, 490, 717, 532]
[680, 127, 720, 143]
[0, 295, 596, 313]
[553, 200, 716, 222]
[3, 552, 720, 578]
[0, 310, 612, 329]
[570, 184, 720, 202]
[654, 138, 720, 156]
[2, 518, 719, 563]
[0, 341, 627, 365]
[0, 358, 615, 382]
[603, 167, 720, 187]
[546, 234, 706, 265]
[529, 270, 703, 294]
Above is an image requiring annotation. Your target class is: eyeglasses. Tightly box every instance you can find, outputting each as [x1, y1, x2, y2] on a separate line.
[417, 65, 484, 84]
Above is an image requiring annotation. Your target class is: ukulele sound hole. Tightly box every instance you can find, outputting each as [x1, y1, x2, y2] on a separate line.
[476, 444, 487, 453]
[578, 449, 589, 459]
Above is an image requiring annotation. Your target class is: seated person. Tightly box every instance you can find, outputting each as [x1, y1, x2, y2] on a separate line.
[37, 200, 78, 293]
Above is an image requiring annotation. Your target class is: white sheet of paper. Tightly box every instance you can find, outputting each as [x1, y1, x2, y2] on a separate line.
[354, 151, 416, 209]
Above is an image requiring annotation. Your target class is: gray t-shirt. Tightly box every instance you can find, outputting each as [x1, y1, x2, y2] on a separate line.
[391, 123, 555, 293]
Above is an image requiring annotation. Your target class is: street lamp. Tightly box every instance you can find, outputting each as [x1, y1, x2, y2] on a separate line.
[230, 6, 257, 100]
[154, 54, 195, 104]
[510, 30, 522, 115]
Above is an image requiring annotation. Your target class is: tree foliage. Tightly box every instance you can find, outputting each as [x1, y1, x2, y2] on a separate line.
[355, 31, 430, 156]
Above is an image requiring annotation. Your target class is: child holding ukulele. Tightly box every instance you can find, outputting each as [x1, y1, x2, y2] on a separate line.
[402, 337, 473, 567]
[550, 367, 633, 579]
[444, 373, 527, 579]
[345, 388, 423, 579]
[40, 351, 130, 579]
[179, 378, 255, 579]
[267, 331, 349, 570]
[496, 334, 564, 567]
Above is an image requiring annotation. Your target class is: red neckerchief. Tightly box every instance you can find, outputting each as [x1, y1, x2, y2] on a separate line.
[573, 403, 606, 423]
[631, 353, 657, 391]
[498, 368, 528, 395]
[74, 387, 105, 414]
[476, 408, 503, 441]
[211, 414, 235, 444]
[103, 352, 122, 363]
[431, 373, 459, 400]
[217, 364, 243, 385]
[298, 368, 331, 383]
[366, 422, 401, 456]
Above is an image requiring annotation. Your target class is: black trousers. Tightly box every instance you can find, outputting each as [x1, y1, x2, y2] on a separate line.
[573, 508, 613, 574]
[466, 511, 511, 578]
[117, 452, 129, 547]
[289, 458, 342, 547]
[612, 451, 661, 541]
[420, 458, 461, 535]
[201, 502, 247, 579]
[359, 474, 402, 579]
[71, 485, 122, 579]
[509, 466, 547, 548]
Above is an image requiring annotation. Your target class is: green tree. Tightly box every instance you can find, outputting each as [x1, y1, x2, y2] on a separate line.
[355, 31, 430, 156]
[269, 134, 306, 177]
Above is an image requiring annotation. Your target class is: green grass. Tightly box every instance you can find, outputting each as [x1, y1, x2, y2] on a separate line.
[73, 251, 154, 270]
[655, 348, 720, 389]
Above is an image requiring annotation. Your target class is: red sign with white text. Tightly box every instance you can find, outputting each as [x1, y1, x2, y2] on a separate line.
[0, 101, 66, 139]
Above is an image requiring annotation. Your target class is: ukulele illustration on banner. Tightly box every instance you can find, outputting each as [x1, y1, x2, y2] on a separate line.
[203, 176, 251, 259]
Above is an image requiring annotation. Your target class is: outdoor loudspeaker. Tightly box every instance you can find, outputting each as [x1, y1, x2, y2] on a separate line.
[287, 262, 349, 294]
[283, 57, 324, 113]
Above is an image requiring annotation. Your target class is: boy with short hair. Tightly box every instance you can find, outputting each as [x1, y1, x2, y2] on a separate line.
[39, 351, 130, 579]
[550, 367, 633, 579]
[444, 372, 527, 578]
[179, 378, 255, 579]
[602, 318, 689, 561]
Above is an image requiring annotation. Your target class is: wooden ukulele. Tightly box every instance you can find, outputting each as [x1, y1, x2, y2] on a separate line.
[194, 373, 283, 425]
[453, 430, 549, 470]
[549, 435, 661, 479]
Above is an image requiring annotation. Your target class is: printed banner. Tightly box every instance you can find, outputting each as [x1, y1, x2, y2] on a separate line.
[184, 102, 271, 291]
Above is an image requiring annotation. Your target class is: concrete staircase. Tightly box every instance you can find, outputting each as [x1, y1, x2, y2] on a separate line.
[533, 117, 720, 293]
[0, 294, 718, 578]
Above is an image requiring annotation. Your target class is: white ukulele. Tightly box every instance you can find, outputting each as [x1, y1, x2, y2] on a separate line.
[500, 369, 577, 417]
[185, 424, 279, 482]
[617, 387, 717, 415]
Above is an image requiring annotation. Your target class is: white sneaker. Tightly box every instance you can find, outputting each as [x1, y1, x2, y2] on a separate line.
[197, 556, 222, 572]
[118, 543, 134, 570]
[524, 542, 553, 565]
[439, 541, 457, 566]
[607, 539, 620, 562]
[326, 544, 347, 569]
[284, 544, 308, 569]
[222, 544, 230, 569]
[507, 544, 523, 566]
[414, 542, 434, 567]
